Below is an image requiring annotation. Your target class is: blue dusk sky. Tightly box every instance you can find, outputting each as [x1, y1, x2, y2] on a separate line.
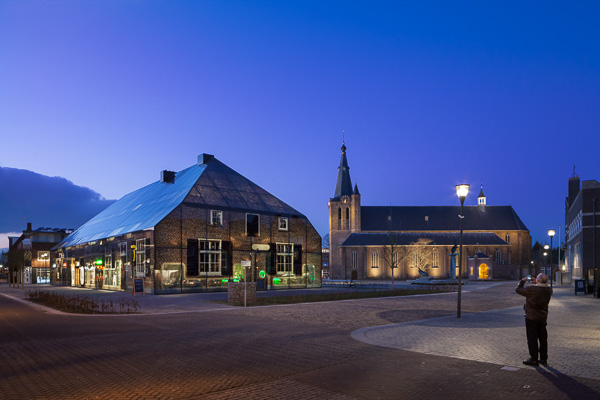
[1, 1, 599, 248]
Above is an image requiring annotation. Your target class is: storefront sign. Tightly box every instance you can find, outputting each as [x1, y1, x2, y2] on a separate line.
[133, 278, 144, 296]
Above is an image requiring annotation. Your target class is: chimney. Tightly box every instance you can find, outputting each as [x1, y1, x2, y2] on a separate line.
[198, 153, 214, 165]
[160, 170, 175, 184]
[27, 222, 32, 231]
[568, 176, 580, 209]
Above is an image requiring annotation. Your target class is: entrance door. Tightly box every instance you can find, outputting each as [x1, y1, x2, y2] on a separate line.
[479, 263, 489, 279]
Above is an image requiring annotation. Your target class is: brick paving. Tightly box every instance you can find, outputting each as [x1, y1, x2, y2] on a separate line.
[0, 281, 599, 399]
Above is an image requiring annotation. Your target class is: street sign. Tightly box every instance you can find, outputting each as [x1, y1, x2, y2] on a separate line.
[252, 244, 270, 251]
[241, 260, 251, 267]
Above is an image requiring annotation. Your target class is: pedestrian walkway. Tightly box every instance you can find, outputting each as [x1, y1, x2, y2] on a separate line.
[352, 285, 600, 381]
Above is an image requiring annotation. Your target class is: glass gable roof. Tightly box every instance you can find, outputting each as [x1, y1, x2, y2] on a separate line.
[58, 164, 206, 247]
[57, 156, 305, 249]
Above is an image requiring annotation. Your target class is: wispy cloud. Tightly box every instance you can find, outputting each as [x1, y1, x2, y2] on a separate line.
[0, 167, 115, 245]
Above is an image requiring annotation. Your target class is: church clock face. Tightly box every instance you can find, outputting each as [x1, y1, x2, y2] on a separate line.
[341, 196, 350, 204]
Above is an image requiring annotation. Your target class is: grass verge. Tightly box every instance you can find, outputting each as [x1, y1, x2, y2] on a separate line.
[26, 289, 140, 314]
[229, 288, 453, 307]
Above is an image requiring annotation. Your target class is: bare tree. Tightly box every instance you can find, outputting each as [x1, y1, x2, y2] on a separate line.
[382, 232, 411, 290]
[408, 238, 434, 276]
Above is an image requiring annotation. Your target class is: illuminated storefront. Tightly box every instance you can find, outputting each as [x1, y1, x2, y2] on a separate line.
[54, 154, 322, 294]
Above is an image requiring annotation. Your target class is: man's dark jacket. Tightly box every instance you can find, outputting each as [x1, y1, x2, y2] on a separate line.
[516, 281, 553, 322]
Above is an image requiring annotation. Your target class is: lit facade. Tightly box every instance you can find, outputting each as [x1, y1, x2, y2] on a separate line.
[54, 154, 321, 294]
[565, 176, 600, 294]
[328, 143, 532, 281]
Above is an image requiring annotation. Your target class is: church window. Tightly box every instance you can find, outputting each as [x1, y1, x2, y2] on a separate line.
[371, 251, 379, 268]
[338, 208, 341, 229]
[432, 249, 438, 267]
[352, 251, 358, 269]
[346, 207, 350, 221]
[505, 233, 510, 243]
[495, 249, 503, 264]
[507, 249, 512, 264]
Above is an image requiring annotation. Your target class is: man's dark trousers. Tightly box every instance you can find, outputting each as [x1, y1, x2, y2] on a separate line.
[526, 318, 548, 361]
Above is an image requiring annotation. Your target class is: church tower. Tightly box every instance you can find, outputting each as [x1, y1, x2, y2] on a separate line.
[328, 142, 361, 279]
[478, 182, 486, 212]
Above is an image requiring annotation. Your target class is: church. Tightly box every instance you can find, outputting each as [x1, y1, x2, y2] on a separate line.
[328, 143, 532, 281]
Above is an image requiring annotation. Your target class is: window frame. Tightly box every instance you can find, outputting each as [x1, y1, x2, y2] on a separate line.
[210, 210, 223, 226]
[278, 217, 289, 231]
[371, 251, 379, 268]
[276, 243, 294, 275]
[352, 250, 358, 269]
[199, 239, 222, 276]
[135, 239, 146, 277]
[246, 213, 260, 237]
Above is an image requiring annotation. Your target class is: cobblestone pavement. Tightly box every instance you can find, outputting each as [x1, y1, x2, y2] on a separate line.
[1, 282, 599, 399]
[352, 286, 600, 380]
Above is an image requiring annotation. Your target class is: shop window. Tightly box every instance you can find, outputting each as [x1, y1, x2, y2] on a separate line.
[246, 213, 260, 237]
[276, 243, 293, 274]
[210, 210, 223, 226]
[278, 217, 289, 231]
[37, 251, 50, 262]
[199, 239, 222, 275]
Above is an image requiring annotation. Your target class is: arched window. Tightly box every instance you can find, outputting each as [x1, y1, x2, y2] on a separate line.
[371, 251, 379, 268]
[507, 249, 512, 264]
[432, 249, 438, 267]
[346, 207, 350, 220]
[338, 208, 341, 229]
[495, 249, 503, 264]
[505, 233, 510, 244]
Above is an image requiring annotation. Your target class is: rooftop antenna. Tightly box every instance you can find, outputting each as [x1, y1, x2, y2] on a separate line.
[572, 165, 578, 178]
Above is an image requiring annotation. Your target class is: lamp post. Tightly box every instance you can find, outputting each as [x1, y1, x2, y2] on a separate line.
[455, 184, 470, 318]
[543, 245, 549, 277]
[548, 229, 555, 287]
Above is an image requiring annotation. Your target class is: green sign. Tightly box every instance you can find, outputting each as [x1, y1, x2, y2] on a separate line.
[259, 270, 266, 279]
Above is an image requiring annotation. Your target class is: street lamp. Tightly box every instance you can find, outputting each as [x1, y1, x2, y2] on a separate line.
[455, 184, 470, 318]
[548, 229, 555, 287]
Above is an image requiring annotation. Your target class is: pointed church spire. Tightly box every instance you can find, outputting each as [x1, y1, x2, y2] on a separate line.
[353, 182, 360, 195]
[333, 141, 353, 199]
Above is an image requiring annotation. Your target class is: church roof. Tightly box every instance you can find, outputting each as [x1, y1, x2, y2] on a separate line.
[57, 155, 303, 248]
[360, 205, 529, 232]
[341, 232, 510, 247]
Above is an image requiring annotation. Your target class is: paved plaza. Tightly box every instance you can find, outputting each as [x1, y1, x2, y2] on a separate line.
[0, 281, 599, 399]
